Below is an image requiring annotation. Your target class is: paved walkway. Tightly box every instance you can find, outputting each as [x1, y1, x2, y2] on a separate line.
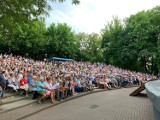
[19, 87, 154, 120]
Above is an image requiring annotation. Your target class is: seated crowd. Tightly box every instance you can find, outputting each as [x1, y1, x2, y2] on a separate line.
[0, 53, 157, 104]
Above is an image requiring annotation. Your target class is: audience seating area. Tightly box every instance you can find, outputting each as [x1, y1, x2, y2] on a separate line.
[0, 53, 157, 104]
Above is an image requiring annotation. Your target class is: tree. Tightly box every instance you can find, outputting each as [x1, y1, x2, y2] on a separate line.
[101, 6, 160, 74]
[0, 0, 80, 38]
[124, 6, 160, 73]
[76, 32, 103, 62]
[10, 21, 47, 59]
[45, 23, 78, 58]
[102, 16, 125, 67]
[157, 34, 160, 71]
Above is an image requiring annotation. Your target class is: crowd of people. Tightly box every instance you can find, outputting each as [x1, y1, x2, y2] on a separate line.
[0, 53, 157, 109]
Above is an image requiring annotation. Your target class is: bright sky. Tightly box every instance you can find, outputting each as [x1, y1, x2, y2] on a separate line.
[45, 0, 160, 34]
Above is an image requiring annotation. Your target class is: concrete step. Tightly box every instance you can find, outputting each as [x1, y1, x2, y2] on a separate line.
[3, 92, 15, 98]
[2, 96, 26, 105]
[0, 101, 53, 120]
[0, 96, 37, 114]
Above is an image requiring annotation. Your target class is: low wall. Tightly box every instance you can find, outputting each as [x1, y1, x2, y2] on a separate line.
[145, 80, 160, 120]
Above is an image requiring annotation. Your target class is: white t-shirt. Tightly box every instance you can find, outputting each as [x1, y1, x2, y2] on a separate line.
[52, 83, 59, 89]
[45, 82, 52, 89]
[17, 74, 23, 82]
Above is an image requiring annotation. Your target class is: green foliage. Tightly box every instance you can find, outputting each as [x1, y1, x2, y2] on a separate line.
[157, 34, 160, 71]
[0, 1, 160, 74]
[102, 16, 125, 66]
[10, 21, 47, 59]
[102, 6, 160, 74]
[0, 0, 80, 39]
[76, 33, 104, 62]
[45, 23, 78, 58]
[0, 0, 80, 59]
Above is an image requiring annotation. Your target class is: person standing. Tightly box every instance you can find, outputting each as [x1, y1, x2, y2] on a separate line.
[0, 68, 6, 110]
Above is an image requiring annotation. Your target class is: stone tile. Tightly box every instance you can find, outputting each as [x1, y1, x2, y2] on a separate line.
[19, 88, 154, 120]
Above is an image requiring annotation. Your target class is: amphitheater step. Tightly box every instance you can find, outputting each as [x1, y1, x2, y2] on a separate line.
[0, 96, 37, 114]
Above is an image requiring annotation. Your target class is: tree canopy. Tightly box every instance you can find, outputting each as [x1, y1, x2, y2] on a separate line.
[102, 6, 160, 74]
[0, 0, 80, 38]
[0, 2, 160, 75]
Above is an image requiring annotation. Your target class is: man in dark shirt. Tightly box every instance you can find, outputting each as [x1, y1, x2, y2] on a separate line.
[0, 68, 6, 110]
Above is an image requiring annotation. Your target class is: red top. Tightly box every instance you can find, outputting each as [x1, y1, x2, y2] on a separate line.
[20, 78, 28, 86]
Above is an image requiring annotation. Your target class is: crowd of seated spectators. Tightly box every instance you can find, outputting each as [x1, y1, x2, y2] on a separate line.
[0, 53, 157, 104]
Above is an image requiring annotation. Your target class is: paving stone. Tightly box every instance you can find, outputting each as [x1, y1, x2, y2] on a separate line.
[20, 88, 153, 120]
[0, 87, 154, 120]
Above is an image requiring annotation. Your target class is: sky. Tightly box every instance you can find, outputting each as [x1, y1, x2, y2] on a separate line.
[45, 0, 160, 34]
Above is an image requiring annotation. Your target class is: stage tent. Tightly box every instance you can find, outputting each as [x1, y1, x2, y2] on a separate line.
[48, 57, 74, 61]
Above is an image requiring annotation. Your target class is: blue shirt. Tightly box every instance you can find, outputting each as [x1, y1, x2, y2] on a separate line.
[29, 79, 37, 92]
[27, 77, 33, 83]
[0, 73, 6, 90]
[37, 81, 47, 92]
